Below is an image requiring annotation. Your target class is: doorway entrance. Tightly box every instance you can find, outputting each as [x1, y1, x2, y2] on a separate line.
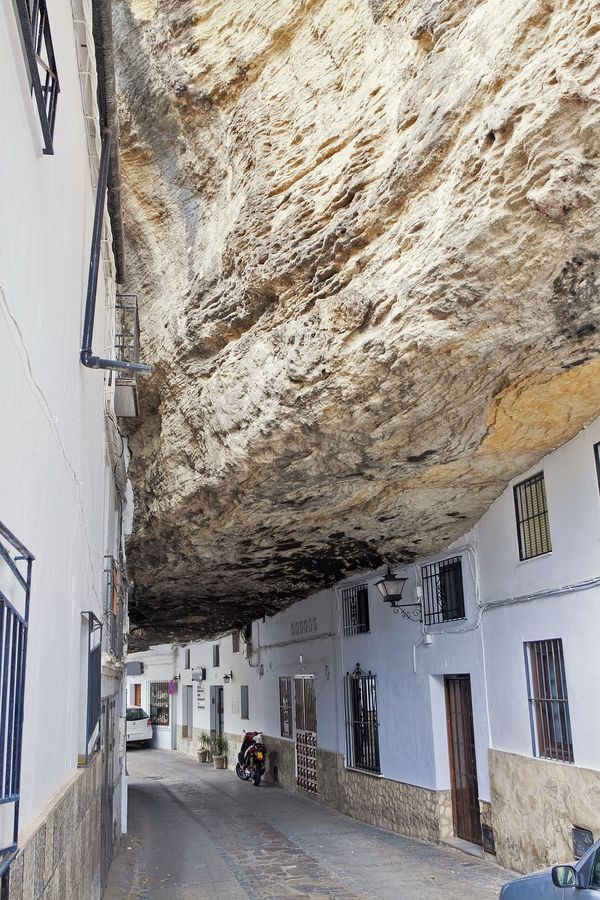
[294, 676, 317, 793]
[182, 685, 193, 738]
[210, 685, 224, 736]
[133, 683, 141, 707]
[445, 675, 482, 845]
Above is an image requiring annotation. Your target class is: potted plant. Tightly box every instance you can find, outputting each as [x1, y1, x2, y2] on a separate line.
[197, 730, 210, 763]
[211, 733, 228, 769]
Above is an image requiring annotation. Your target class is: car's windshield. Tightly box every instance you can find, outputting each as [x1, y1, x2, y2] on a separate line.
[126, 707, 148, 721]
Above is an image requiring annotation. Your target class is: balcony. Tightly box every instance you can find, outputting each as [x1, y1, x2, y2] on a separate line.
[114, 294, 143, 417]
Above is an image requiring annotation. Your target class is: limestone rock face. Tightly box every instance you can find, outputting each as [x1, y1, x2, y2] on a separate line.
[113, 0, 600, 646]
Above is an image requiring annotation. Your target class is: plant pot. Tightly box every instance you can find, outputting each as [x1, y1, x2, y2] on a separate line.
[197, 749, 208, 763]
[213, 754, 227, 769]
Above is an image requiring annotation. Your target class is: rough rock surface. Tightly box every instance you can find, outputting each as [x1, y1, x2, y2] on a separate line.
[113, 0, 600, 646]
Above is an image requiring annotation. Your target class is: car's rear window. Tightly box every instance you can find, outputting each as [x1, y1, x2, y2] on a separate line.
[126, 708, 149, 721]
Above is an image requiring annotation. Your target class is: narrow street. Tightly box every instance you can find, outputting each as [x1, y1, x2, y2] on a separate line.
[105, 749, 512, 900]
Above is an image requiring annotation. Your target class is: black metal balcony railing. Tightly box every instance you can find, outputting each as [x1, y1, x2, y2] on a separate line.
[0, 521, 34, 878]
[14, 0, 60, 154]
[113, 295, 144, 417]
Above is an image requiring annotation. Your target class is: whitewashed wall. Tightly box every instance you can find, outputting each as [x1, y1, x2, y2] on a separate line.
[0, 0, 121, 840]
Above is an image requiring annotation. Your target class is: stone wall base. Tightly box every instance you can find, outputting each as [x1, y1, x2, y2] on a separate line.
[2, 754, 101, 900]
[489, 749, 600, 873]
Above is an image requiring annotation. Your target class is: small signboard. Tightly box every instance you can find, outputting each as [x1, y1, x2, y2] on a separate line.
[573, 827, 594, 860]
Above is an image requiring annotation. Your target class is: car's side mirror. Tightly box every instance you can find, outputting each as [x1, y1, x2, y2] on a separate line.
[552, 865, 578, 888]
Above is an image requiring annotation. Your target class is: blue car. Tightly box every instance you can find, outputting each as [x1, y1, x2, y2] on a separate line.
[500, 839, 600, 897]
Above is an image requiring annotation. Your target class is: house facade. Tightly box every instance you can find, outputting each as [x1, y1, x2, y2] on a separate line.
[1, 0, 143, 896]
[129, 416, 600, 875]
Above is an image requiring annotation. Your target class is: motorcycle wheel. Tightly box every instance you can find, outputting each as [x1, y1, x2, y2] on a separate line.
[251, 766, 261, 787]
[235, 762, 250, 781]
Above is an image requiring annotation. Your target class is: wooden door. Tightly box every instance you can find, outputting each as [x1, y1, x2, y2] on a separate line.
[294, 676, 317, 793]
[445, 675, 482, 845]
[133, 683, 141, 707]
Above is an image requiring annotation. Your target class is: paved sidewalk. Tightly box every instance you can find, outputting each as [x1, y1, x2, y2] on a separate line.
[104, 748, 512, 900]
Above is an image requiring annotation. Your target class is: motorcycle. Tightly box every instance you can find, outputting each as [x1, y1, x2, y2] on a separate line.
[235, 730, 266, 786]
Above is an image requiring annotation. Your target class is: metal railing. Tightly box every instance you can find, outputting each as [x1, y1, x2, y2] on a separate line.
[341, 583, 370, 636]
[0, 521, 34, 878]
[343, 664, 380, 774]
[114, 295, 142, 377]
[421, 556, 465, 626]
[13, 0, 60, 154]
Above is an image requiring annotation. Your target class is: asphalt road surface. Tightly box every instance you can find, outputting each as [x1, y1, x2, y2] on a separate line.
[104, 748, 513, 900]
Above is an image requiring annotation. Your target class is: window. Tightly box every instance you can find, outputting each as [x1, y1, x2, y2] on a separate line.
[184, 648, 191, 669]
[595, 443, 600, 495]
[149, 682, 170, 727]
[514, 472, 552, 560]
[182, 685, 193, 738]
[79, 611, 102, 767]
[421, 556, 465, 626]
[525, 639, 573, 763]
[343, 664, 380, 774]
[232, 631, 240, 653]
[213, 644, 220, 667]
[126, 708, 148, 721]
[341, 584, 370, 635]
[279, 677, 293, 738]
[13, 0, 60, 154]
[240, 685, 249, 720]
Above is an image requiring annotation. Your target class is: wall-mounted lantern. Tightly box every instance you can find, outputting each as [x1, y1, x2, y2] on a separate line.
[373, 565, 421, 621]
[223, 671, 234, 683]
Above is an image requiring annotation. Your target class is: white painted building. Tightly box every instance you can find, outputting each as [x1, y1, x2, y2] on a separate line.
[129, 416, 600, 876]
[0, 0, 145, 896]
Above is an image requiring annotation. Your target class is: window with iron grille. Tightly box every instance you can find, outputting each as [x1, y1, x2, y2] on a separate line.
[149, 682, 170, 727]
[525, 639, 573, 763]
[213, 644, 220, 667]
[514, 472, 552, 560]
[240, 685, 249, 720]
[232, 631, 240, 653]
[184, 648, 191, 669]
[594, 443, 600, 495]
[279, 676, 292, 738]
[341, 584, 370, 636]
[13, 0, 60, 154]
[421, 557, 465, 626]
[343, 664, 380, 774]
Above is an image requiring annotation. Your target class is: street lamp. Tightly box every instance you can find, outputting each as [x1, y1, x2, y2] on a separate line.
[373, 565, 421, 621]
[223, 671, 234, 683]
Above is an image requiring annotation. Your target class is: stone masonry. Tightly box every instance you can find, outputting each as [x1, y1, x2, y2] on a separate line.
[3, 754, 101, 900]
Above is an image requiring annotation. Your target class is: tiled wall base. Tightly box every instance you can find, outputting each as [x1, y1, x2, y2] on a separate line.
[2, 754, 101, 900]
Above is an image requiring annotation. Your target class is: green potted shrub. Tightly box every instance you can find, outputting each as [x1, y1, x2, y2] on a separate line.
[211, 733, 228, 769]
[197, 730, 210, 763]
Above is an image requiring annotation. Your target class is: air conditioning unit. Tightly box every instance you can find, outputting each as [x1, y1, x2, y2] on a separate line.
[191, 667, 206, 682]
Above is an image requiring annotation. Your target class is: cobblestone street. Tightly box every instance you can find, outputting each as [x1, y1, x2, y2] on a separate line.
[104, 749, 512, 900]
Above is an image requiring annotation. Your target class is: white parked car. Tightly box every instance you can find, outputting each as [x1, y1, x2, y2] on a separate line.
[126, 706, 153, 747]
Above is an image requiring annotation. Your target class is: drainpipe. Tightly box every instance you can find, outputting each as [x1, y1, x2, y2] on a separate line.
[80, 129, 152, 374]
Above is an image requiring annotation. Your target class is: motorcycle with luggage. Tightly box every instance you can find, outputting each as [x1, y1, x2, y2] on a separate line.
[235, 730, 266, 786]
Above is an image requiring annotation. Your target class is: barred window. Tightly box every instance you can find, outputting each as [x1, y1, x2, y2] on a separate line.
[421, 557, 465, 626]
[341, 584, 370, 635]
[149, 682, 170, 726]
[13, 0, 60, 154]
[240, 685, 249, 720]
[594, 443, 600, 495]
[525, 639, 573, 763]
[514, 473, 552, 560]
[213, 644, 220, 667]
[279, 676, 292, 738]
[184, 648, 191, 669]
[343, 665, 380, 774]
[232, 631, 240, 653]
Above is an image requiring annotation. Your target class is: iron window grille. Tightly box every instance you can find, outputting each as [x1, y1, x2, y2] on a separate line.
[525, 639, 573, 763]
[343, 664, 380, 774]
[149, 681, 170, 727]
[279, 676, 292, 738]
[79, 612, 102, 767]
[0, 521, 34, 878]
[232, 631, 240, 654]
[212, 644, 220, 668]
[13, 0, 60, 154]
[514, 472, 552, 561]
[421, 556, 465, 626]
[594, 443, 600, 495]
[341, 584, 370, 636]
[184, 648, 191, 669]
[103, 556, 125, 660]
[240, 685, 249, 720]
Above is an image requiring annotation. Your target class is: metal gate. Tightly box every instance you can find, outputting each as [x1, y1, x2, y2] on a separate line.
[445, 675, 482, 845]
[294, 676, 317, 793]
